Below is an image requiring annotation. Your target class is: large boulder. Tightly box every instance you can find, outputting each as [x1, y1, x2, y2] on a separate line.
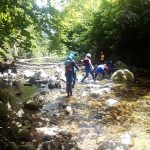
[28, 69, 49, 85]
[24, 100, 41, 110]
[114, 61, 127, 70]
[111, 69, 134, 83]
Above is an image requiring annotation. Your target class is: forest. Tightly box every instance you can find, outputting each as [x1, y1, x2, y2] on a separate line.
[0, 0, 149, 67]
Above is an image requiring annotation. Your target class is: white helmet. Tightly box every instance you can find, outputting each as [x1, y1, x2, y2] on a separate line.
[86, 53, 91, 58]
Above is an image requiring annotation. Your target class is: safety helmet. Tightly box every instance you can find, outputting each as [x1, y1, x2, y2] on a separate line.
[69, 53, 75, 58]
[86, 53, 91, 58]
[67, 55, 73, 61]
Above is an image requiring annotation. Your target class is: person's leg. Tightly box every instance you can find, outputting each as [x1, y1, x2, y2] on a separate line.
[95, 72, 98, 80]
[66, 73, 73, 97]
[67, 82, 72, 97]
[72, 73, 76, 88]
[90, 70, 95, 81]
[81, 70, 89, 82]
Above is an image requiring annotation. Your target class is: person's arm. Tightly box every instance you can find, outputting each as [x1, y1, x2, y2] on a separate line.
[72, 61, 79, 71]
[104, 64, 109, 72]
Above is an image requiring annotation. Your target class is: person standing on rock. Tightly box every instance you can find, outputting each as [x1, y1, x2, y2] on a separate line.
[81, 53, 95, 82]
[65, 53, 79, 98]
[67, 52, 79, 88]
[100, 51, 105, 64]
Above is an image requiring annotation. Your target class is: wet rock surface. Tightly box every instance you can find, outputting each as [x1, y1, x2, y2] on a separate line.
[111, 69, 134, 83]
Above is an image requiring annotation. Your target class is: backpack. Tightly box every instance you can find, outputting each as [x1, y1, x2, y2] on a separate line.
[83, 58, 90, 66]
[65, 60, 72, 73]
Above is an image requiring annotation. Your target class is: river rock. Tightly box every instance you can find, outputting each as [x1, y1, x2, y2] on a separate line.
[32, 69, 48, 81]
[19, 143, 35, 150]
[97, 140, 129, 150]
[0, 101, 8, 119]
[48, 81, 61, 89]
[6, 142, 18, 150]
[38, 140, 80, 150]
[0, 72, 3, 79]
[62, 141, 80, 150]
[111, 69, 134, 83]
[18, 129, 30, 140]
[28, 69, 49, 85]
[105, 99, 119, 108]
[22, 120, 32, 130]
[54, 67, 65, 81]
[24, 100, 41, 110]
[90, 87, 110, 98]
[37, 141, 57, 150]
[42, 135, 53, 142]
[63, 105, 74, 116]
[40, 89, 49, 95]
[23, 70, 35, 78]
[3, 72, 8, 79]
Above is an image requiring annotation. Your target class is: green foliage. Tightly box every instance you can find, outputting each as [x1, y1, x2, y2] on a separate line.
[0, 0, 58, 59]
[90, 0, 150, 64]
[51, 0, 150, 66]
[50, 0, 100, 54]
[0, 88, 16, 103]
[0, 0, 149, 66]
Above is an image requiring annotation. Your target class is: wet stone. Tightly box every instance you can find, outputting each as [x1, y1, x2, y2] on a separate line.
[24, 100, 41, 110]
[17, 129, 30, 140]
[38, 141, 57, 150]
[97, 140, 129, 150]
[91, 113, 103, 120]
[42, 135, 53, 142]
[18, 143, 36, 150]
[6, 142, 18, 150]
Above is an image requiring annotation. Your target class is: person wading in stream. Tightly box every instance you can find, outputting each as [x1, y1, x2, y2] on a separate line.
[81, 53, 95, 82]
[65, 53, 79, 98]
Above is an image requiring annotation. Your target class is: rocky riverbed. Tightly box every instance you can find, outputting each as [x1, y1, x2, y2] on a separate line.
[0, 60, 150, 150]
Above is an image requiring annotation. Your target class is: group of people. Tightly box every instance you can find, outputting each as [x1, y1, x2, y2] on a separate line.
[64, 52, 114, 98]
